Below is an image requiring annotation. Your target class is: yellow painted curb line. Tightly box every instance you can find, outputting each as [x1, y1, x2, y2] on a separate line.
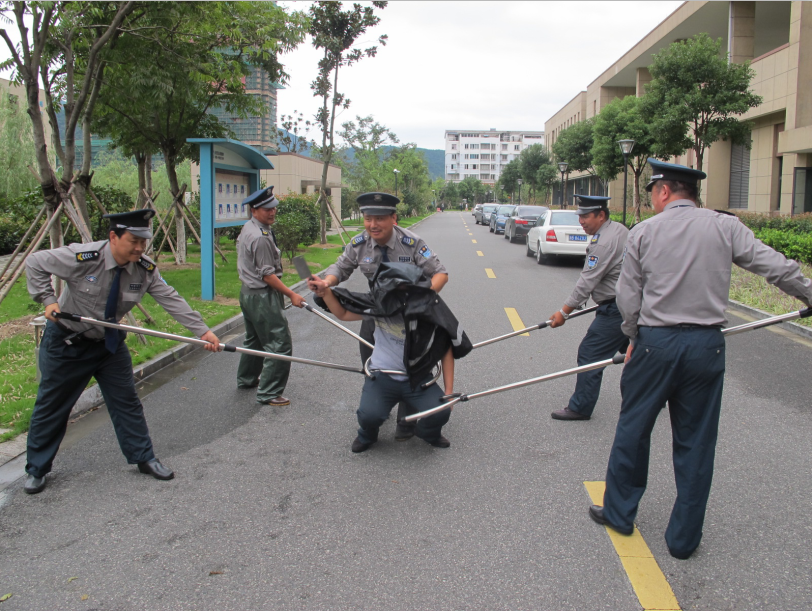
[503, 308, 530, 336]
[584, 481, 681, 611]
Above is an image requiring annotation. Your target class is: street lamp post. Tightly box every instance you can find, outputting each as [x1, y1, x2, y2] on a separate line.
[517, 179, 522, 206]
[557, 162, 568, 208]
[432, 189, 436, 210]
[393, 168, 400, 197]
[617, 139, 635, 226]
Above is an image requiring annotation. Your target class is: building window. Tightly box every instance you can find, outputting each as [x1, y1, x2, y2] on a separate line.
[464, 164, 469, 169]
[514, 144, 520, 151]
[464, 144, 469, 149]
[472, 164, 478, 169]
[501, 154, 508, 161]
[451, 154, 457, 160]
[451, 144, 457, 150]
[792, 167, 812, 215]
[502, 144, 507, 150]
[470, 154, 479, 159]
[729, 141, 751, 209]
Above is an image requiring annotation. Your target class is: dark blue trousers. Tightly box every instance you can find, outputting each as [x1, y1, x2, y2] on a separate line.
[602, 326, 725, 557]
[568, 302, 629, 417]
[356, 373, 450, 445]
[26, 322, 155, 477]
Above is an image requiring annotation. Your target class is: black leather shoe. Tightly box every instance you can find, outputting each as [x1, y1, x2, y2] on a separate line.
[137, 459, 174, 480]
[668, 546, 696, 560]
[24, 474, 46, 494]
[551, 407, 591, 420]
[394, 422, 415, 441]
[428, 435, 450, 448]
[351, 437, 373, 453]
[588, 505, 633, 535]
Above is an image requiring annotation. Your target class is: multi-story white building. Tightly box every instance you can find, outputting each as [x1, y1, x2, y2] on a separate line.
[444, 129, 545, 185]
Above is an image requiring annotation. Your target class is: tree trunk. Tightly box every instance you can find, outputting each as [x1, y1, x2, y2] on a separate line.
[164, 152, 186, 263]
[136, 152, 147, 208]
[694, 144, 704, 207]
[632, 167, 643, 223]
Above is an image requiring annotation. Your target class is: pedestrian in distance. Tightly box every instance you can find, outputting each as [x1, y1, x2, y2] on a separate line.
[23, 210, 221, 494]
[312, 262, 470, 453]
[590, 159, 812, 559]
[307, 192, 448, 441]
[549, 195, 630, 421]
[236, 187, 305, 406]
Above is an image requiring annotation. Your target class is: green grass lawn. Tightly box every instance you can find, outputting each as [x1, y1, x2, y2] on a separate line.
[0, 235, 354, 441]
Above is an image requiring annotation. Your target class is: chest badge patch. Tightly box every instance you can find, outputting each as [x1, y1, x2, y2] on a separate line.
[401, 236, 416, 246]
[76, 251, 99, 262]
[84, 275, 97, 283]
[587, 255, 599, 269]
[419, 245, 432, 259]
[398, 256, 411, 263]
[362, 257, 374, 264]
[591, 234, 600, 244]
[129, 283, 142, 291]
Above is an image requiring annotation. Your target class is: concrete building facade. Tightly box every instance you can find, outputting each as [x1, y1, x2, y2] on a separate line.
[444, 129, 544, 185]
[544, 1, 812, 215]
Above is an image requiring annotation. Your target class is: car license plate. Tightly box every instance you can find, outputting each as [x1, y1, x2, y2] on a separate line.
[569, 235, 587, 242]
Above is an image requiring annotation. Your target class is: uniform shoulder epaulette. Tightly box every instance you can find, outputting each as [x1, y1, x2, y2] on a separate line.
[260, 228, 269, 236]
[75, 250, 99, 262]
[137, 257, 156, 272]
[351, 234, 366, 247]
[591, 234, 600, 244]
[401, 236, 416, 246]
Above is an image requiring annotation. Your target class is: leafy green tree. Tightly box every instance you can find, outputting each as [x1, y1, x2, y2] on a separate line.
[535, 164, 558, 206]
[277, 111, 314, 154]
[338, 114, 399, 192]
[552, 118, 603, 182]
[498, 159, 521, 202]
[518, 144, 556, 203]
[93, 1, 306, 261]
[386, 144, 431, 211]
[309, 0, 388, 242]
[592, 96, 658, 222]
[0, 93, 39, 200]
[441, 180, 460, 208]
[458, 176, 486, 207]
[1, 1, 137, 247]
[642, 33, 762, 200]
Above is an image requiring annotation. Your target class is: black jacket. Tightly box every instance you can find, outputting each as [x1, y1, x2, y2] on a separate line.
[316, 263, 472, 388]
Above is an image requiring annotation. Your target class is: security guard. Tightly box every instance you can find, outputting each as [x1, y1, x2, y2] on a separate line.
[549, 195, 629, 420]
[590, 159, 812, 559]
[24, 210, 221, 494]
[308, 192, 448, 439]
[236, 187, 305, 406]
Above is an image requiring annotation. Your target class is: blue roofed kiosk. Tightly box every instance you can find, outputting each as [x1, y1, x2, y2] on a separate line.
[188, 138, 274, 301]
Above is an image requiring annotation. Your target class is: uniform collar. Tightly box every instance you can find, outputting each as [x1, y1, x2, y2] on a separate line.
[101, 241, 136, 273]
[663, 199, 697, 212]
[251, 217, 271, 230]
[372, 226, 400, 250]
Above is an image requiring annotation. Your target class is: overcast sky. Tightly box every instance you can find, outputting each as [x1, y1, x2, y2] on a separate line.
[278, 1, 683, 150]
[1, 1, 684, 151]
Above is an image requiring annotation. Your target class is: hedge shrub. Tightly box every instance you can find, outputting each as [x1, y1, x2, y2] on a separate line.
[752, 229, 812, 264]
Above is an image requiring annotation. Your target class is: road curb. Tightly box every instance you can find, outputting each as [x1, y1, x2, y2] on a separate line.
[727, 299, 812, 341]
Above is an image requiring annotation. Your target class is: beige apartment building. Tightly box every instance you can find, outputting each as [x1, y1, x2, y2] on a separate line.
[545, 1, 812, 215]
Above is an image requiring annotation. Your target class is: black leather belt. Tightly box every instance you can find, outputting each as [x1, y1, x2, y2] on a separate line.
[597, 298, 616, 306]
[674, 323, 723, 329]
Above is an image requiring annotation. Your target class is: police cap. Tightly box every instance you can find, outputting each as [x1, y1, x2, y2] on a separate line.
[243, 186, 278, 210]
[645, 158, 707, 192]
[104, 209, 155, 239]
[358, 192, 399, 216]
[573, 195, 611, 216]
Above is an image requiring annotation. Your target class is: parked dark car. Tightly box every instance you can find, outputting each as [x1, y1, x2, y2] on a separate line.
[489, 204, 516, 234]
[476, 204, 499, 225]
[504, 205, 549, 243]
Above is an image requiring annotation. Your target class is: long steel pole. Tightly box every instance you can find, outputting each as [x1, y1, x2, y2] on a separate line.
[301, 301, 375, 350]
[472, 304, 599, 349]
[55, 312, 364, 374]
[406, 307, 812, 422]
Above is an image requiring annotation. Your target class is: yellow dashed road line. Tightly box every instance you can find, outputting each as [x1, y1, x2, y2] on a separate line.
[476, 251, 484, 257]
[485, 268, 496, 279]
[503, 308, 530, 336]
[472, 239, 477, 244]
[584, 482, 681, 611]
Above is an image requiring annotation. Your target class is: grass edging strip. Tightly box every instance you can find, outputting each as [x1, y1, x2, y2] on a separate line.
[727, 299, 812, 341]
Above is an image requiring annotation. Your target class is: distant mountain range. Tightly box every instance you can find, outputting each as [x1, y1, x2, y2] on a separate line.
[277, 129, 444, 180]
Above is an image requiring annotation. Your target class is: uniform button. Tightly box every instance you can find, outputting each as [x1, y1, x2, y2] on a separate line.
[717, 350, 720, 354]
[646, 349, 649, 353]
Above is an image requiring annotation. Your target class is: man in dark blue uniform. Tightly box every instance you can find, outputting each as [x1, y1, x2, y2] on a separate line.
[548, 195, 629, 421]
[589, 160, 812, 559]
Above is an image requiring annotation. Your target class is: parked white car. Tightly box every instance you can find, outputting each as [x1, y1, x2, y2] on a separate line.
[525, 209, 588, 264]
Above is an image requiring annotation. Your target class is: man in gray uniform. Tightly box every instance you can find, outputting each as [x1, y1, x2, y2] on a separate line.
[236, 187, 305, 406]
[548, 195, 629, 421]
[24, 210, 221, 494]
[590, 159, 812, 559]
[307, 192, 448, 439]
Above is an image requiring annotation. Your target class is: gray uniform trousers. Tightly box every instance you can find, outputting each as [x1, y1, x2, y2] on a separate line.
[237, 287, 292, 401]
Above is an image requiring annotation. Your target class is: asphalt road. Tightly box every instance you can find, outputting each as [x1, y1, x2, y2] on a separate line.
[1, 212, 811, 610]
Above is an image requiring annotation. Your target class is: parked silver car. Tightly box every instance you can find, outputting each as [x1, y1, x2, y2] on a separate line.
[475, 204, 499, 225]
